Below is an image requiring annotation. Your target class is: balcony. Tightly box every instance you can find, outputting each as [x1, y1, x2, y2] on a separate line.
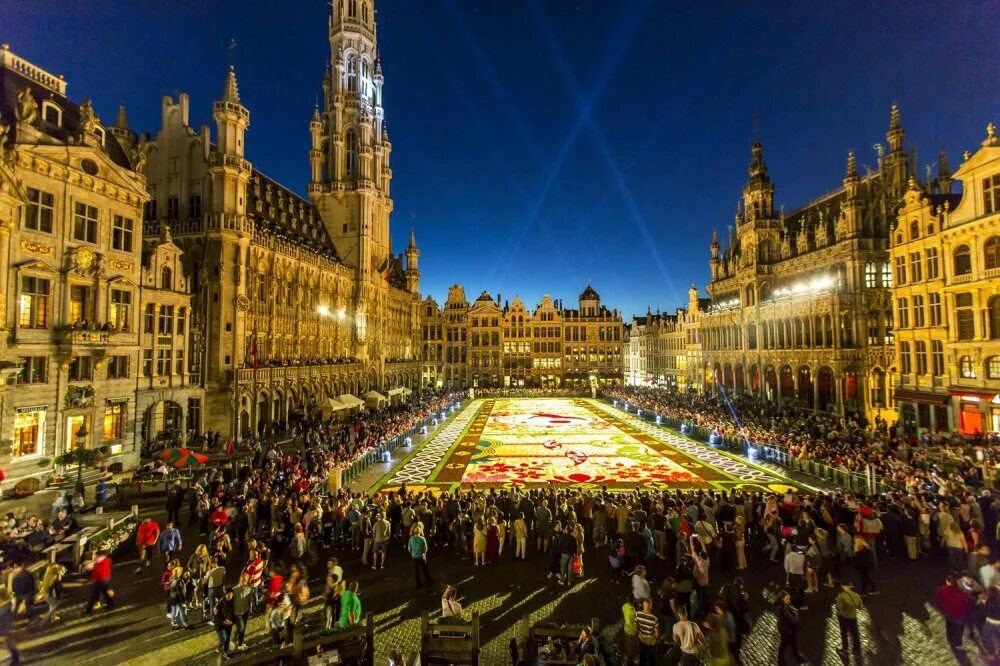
[57, 328, 138, 347]
[235, 361, 365, 385]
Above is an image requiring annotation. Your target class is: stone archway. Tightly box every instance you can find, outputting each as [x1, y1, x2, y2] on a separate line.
[723, 363, 734, 391]
[797, 366, 813, 407]
[765, 366, 778, 401]
[780, 365, 794, 400]
[734, 364, 746, 394]
[749, 365, 761, 396]
[142, 400, 185, 447]
[817, 367, 834, 412]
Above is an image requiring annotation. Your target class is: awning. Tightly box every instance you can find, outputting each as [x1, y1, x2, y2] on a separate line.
[321, 397, 351, 418]
[387, 387, 411, 404]
[337, 393, 364, 410]
[894, 388, 950, 406]
[387, 387, 406, 397]
[365, 390, 388, 407]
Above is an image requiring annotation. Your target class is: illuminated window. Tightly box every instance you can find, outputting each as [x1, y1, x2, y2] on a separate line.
[881, 262, 892, 287]
[19, 276, 50, 329]
[109, 289, 131, 331]
[959, 355, 976, 379]
[103, 404, 125, 441]
[68, 285, 91, 324]
[864, 262, 876, 288]
[24, 188, 54, 233]
[12, 408, 45, 458]
[988, 356, 1000, 380]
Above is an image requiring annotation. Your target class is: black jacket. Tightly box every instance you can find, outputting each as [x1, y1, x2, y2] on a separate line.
[11, 571, 35, 597]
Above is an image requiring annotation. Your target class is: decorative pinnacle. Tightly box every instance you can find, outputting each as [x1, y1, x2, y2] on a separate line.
[222, 65, 241, 104]
[408, 226, 416, 249]
[985, 122, 998, 147]
[890, 103, 901, 131]
[711, 228, 719, 245]
[846, 150, 857, 178]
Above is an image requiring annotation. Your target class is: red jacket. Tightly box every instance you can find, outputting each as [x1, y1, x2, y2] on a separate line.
[210, 508, 229, 527]
[91, 556, 112, 582]
[137, 521, 160, 546]
[936, 584, 974, 622]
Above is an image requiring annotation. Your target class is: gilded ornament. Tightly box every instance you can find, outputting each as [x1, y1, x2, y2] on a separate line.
[75, 247, 95, 271]
[20, 239, 53, 256]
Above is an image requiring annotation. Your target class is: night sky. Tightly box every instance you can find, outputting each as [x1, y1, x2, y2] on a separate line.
[3, 1, 998, 318]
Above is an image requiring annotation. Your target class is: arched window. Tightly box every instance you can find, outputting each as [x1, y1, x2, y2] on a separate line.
[161, 266, 172, 290]
[881, 262, 892, 287]
[348, 0, 357, 18]
[959, 355, 976, 379]
[988, 356, 1000, 380]
[362, 2, 369, 23]
[361, 59, 370, 99]
[41, 101, 62, 126]
[909, 220, 919, 240]
[953, 244, 972, 276]
[345, 130, 358, 176]
[984, 236, 1000, 270]
[864, 261, 876, 288]
[990, 296, 1000, 340]
[346, 56, 358, 93]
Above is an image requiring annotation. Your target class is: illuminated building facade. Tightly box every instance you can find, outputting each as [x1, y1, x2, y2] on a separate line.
[893, 122, 1000, 435]
[421, 285, 624, 389]
[700, 107, 913, 419]
[0, 46, 151, 482]
[625, 286, 707, 390]
[142, 0, 421, 437]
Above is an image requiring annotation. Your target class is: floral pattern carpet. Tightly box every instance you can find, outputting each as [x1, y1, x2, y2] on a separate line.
[374, 398, 800, 493]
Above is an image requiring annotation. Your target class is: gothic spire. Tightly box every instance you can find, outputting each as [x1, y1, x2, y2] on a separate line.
[408, 226, 417, 249]
[221, 65, 241, 104]
[890, 103, 901, 131]
[846, 150, 857, 178]
[748, 141, 767, 179]
[114, 101, 130, 130]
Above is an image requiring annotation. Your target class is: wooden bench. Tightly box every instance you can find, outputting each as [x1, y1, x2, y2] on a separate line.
[421, 611, 480, 665]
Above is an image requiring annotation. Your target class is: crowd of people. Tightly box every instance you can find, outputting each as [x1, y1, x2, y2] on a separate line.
[605, 385, 997, 495]
[4, 385, 1000, 665]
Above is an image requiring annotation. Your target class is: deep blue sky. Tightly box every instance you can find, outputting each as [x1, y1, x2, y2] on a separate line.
[3, 1, 998, 318]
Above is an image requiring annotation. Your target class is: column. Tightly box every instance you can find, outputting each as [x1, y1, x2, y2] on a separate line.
[834, 373, 844, 417]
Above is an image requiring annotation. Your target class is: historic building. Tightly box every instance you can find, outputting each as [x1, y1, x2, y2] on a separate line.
[700, 107, 913, 419]
[893, 122, 1000, 435]
[421, 284, 624, 389]
[625, 286, 708, 390]
[141, 0, 421, 438]
[0, 46, 150, 483]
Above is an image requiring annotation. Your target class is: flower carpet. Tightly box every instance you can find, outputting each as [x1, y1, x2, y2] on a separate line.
[373, 398, 799, 493]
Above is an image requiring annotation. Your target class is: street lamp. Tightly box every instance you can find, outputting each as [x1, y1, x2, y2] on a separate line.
[74, 423, 88, 498]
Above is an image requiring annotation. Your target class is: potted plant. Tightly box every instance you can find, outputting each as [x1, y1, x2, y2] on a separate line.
[56, 447, 106, 500]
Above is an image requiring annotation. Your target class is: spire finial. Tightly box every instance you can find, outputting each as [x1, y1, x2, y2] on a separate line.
[846, 150, 857, 178]
[114, 101, 130, 130]
[890, 103, 901, 131]
[409, 225, 416, 249]
[222, 64, 241, 104]
[711, 228, 719, 245]
[985, 121, 998, 147]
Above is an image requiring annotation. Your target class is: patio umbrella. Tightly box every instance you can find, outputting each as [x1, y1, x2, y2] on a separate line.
[173, 452, 208, 468]
[157, 447, 191, 462]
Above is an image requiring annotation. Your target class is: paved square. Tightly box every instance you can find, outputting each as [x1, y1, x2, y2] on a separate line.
[375, 398, 800, 493]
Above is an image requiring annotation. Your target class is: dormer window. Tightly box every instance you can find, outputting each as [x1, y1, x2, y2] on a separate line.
[94, 127, 106, 146]
[41, 101, 62, 126]
[984, 174, 1000, 214]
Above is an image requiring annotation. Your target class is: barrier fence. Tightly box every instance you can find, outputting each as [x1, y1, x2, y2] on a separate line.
[606, 398, 900, 495]
[338, 401, 465, 486]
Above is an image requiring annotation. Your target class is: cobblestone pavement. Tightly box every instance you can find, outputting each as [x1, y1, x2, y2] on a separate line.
[6, 419, 989, 666]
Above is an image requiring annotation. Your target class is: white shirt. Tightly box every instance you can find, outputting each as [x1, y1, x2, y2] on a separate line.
[441, 597, 463, 618]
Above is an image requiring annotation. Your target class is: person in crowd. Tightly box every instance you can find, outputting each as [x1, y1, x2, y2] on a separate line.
[670, 605, 703, 666]
[835, 580, 864, 654]
[135, 516, 160, 574]
[441, 584, 463, 618]
[338, 580, 362, 629]
[937, 573, 975, 651]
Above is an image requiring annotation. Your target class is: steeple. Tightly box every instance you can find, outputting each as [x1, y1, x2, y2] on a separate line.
[408, 226, 416, 249]
[886, 103, 904, 154]
[108, 100, 137, 151]
[838, 152, 864, 240]
[742, 141, 774, 221]
[845, 150, 857, 178]
[881, 103, 910, 198]
[221, 65, 241, 104]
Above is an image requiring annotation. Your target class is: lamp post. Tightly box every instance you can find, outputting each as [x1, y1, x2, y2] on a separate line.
[74, 423, 88, 499]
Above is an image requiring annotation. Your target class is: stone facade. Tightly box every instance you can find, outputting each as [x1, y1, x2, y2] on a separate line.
[699, 107, 913, 419]
[141, 0, 421, 438]
[421, 285, 624, 389]
[0, 46, 151, 482]
[625, 286, 707, 390]
[893, 122, 1000, 435]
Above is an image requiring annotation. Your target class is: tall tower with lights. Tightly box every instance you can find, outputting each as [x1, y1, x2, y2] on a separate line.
[308, 0, 401, 361]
